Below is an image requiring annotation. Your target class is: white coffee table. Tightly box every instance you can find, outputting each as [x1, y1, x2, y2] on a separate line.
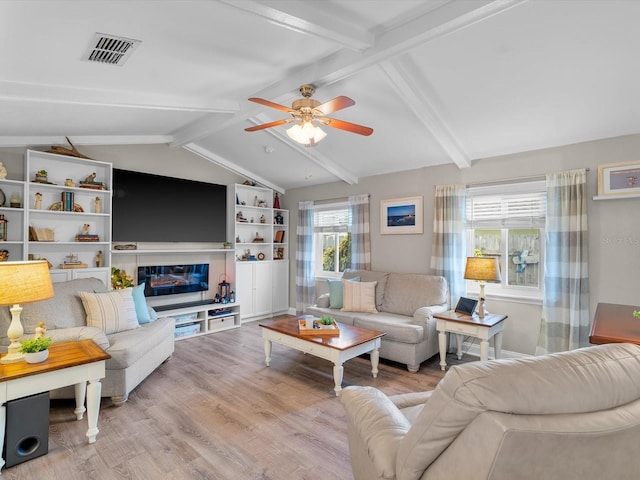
[259, 318, 385, 396]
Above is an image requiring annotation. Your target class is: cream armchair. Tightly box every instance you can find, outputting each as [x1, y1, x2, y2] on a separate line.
[340, 343, 640, 480]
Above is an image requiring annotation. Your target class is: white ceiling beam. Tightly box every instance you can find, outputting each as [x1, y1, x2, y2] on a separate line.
[245, 114, 359, 186]
[0, 80, 239, 114]
[217, 0, 374, 51]
[0, 135, 172, 147]
[379, 58, 471, 169]
[175, 0, 527, 147]
[183, 143, 285, 193]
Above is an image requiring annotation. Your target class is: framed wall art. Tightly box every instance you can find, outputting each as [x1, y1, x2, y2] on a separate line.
[598, 161, 640, 197]
[380, 196, 423, 234]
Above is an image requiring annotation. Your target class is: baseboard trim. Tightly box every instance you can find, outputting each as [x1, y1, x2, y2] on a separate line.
[460, 340, 529, 360]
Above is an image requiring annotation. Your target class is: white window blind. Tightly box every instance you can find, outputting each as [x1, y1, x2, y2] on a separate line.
[466, 181, 546, 228]
[314, 202, 350, 233]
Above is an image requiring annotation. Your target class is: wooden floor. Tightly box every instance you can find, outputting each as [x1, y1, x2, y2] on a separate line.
[2, 316, 465, 480]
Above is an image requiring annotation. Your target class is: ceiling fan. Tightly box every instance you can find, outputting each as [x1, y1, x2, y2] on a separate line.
[245, 84, 373, 146]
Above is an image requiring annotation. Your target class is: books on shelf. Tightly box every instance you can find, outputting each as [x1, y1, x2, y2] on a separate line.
[76, 234, 100, 242]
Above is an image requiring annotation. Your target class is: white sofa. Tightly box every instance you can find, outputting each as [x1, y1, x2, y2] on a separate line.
[0, 277, 175, 406]
[307, 270, 449, 372]
[341, 343, 640, 480]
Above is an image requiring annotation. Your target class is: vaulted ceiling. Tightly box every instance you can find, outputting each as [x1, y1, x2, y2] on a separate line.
[2, 1, 639, 192]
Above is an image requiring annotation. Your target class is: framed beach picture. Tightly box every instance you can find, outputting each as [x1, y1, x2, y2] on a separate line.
[380, 196, 423, 234]
[598, 161, 640, 197]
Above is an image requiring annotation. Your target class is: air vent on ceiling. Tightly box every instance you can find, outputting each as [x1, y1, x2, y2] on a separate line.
[85, 33, 141, 66]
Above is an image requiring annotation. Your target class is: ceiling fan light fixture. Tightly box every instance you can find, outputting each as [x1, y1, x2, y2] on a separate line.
[286, 121, 326, 146]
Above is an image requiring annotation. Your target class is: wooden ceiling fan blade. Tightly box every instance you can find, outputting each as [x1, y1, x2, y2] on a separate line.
[248, 98, 293, 113]
[321, 117, 373, 136]
[315, 96, 355, 115]
[245, 119, 291, 132]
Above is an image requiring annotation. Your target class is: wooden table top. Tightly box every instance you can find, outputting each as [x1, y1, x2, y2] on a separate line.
[259, 318, 385, 351]
[0, 339, 110, 382]
[434, 310, 508, 327]
[590, 302, 640, 345]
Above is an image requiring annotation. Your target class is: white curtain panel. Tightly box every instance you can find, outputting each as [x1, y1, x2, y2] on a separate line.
[295, 201, 316, 314]
[349, 194, 371, 271]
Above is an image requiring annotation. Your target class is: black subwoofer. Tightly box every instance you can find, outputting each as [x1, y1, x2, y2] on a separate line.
[3, 392, 49, 467]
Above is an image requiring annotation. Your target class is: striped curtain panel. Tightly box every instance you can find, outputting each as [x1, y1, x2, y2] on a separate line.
[349, 194, 371, 270]
[295, 201, 316, 314]
[536, 169, 590, 354]
[430, 185, 467, 308]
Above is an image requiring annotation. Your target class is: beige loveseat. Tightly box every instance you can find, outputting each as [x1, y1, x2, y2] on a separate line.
[307, 270, 449, 372]
[340, 343, 640, 480]
[0, 277, 175, 406]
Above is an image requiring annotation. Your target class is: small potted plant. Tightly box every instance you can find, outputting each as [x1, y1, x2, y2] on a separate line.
[319, 316, 336, 328]
[223, 241, 233, 249]
[20, 337, 52, 364]
[35, 169, 48, 182]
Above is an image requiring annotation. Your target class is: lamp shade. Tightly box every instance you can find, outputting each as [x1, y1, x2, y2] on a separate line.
[464, 257, 502, 283]
[0, 260, 54, 306]
[286, 121, 327, 146]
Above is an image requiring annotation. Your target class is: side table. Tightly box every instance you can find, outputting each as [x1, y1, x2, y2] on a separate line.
[434, 310, 508, 370]
[0, 339, 110, 473]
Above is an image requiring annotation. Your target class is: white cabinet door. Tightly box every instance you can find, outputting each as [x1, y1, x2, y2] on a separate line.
[271, 260, 289, 313]
[236, 262, 255, 319]
[254, 261, 272, 317]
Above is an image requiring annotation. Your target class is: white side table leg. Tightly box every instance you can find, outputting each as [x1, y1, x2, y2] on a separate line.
[85, 379, 102, 444]
[263, 338, 272, 366]
[494, 332, 503, 359]
[480, 339, 489, 362]
[333, 363, 344, 396]
[0, 404, 6, 474]
[438, 330, 447, 371]
[74, 381, 87, 420]
[456, 334, 463, 360]
[370, 348, 380, 378]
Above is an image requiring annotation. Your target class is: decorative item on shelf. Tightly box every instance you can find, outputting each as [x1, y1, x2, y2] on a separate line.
[46, 136, 92, 159]
[111, 267, 134, 289]
[113, 243, 137, 250]
[243, 180, 256, 186]
[253, 232, 264, 243]
[250, 217, 254, 223]
[9, 192, 20, 208]
[34, 192, 42, 209]
[218, 275, 231, 303]
[274, 230, 285, 243]
[29, 226, 55, 242]
[20, 336, 52, 364]
[259, 214, 266, 224]
[0, 250, 8, 262]
[0, 214, 7, 241]
[258, 200, 268, 208]
[61, 191, 74, 211]
[0, 260, 54, 364]
[257, 252, 265, 260]
[274, 247, 284, 260]
[273, 192, 280, 209]
[61, 252, 87, 269]
[235, 235, 241, 243]
[254, 195, 259, 206]
[94, 196, 101, 213]
[34, 169, 49, 183]
[236, 211, 248, 222]
[464, 256, 502, 319]
[274, 212, 284, 224]
[95, 250, 103, 267]
[64, 178, 76, 187]
[79, 172, 106, 190]
[0, 188, 5, 206]
[223, 241, 232, 249]
[0, 162, 6, 179]
[48, 201, 84, 212]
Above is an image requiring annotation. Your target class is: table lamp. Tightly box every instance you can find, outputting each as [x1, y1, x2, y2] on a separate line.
[0, 260, 54, 364]
[464, 257, 502, 319]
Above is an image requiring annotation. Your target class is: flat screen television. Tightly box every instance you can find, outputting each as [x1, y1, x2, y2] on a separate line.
[138, 264, 209, 297]
[112, 169, 227, 242]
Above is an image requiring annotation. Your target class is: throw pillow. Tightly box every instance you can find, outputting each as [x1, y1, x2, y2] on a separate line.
[132, 283, 152, 324]
[327, 277, 360, 309]
[79, 289, 140, 334]
[341, 280, 377, 313]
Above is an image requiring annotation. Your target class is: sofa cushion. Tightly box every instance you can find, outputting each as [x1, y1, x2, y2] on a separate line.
[327, 277, 360, 309]
[382, 273, 448, 316]
[80, 289, 140, 334]
[354, 313, 424, 344]
[343, 270, 389, 310]
[342, 281, 377, 313]
[105, 317, 174, 370]
[132, 283, 152, 324]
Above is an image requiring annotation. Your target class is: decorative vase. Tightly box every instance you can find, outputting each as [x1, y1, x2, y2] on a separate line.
[24, 349, 49, 364]
[35, 173, 47, 183]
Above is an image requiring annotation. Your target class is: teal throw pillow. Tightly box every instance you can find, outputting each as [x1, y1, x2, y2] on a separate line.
[327, 277, 360, 309]
[132, 283, 152, 324]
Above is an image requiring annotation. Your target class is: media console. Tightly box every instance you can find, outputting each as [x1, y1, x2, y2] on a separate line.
[154, 301, 241, 340]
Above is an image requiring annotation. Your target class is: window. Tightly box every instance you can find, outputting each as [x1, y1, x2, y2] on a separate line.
[466, 181, 546, 300]
[314, 202, 351, 277]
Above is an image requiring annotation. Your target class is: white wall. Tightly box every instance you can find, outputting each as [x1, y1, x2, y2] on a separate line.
[284, 134, 640, 355]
